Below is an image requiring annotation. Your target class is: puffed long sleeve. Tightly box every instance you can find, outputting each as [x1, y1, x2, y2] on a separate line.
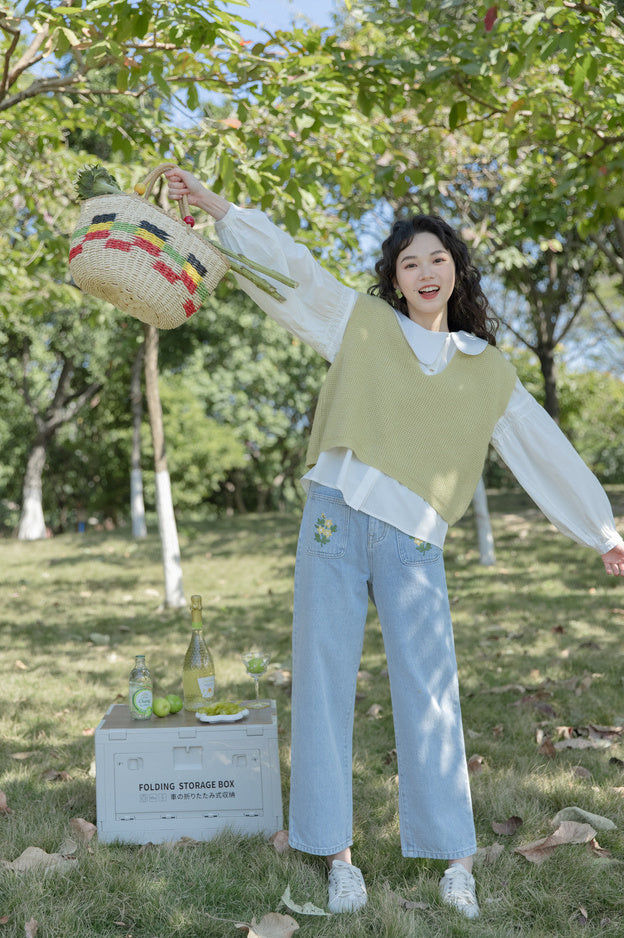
[215, 205, 355, 362]
[492, 381, 623, 554]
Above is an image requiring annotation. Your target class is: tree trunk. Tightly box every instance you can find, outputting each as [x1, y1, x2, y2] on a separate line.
[130, 342, 147, 538]
[17, 439, 48, 540]
[537, 347, 560, 424]
[472, 476, 495, 567]
[143, 323, 185, 608]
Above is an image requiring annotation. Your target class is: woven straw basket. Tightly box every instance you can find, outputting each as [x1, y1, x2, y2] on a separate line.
[69, 163, 229, 329]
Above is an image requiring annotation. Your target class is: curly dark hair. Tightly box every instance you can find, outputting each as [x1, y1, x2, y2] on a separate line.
[368, 214, 499, 346]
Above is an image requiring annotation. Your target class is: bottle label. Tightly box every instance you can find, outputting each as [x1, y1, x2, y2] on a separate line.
[131, 688, 153, 714]
[196, 675, 215, 698]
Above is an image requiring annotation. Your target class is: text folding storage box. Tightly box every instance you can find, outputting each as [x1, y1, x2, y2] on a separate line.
[94, 702, 283, 844]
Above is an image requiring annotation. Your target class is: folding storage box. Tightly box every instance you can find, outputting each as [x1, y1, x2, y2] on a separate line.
[94, 701, 283, 844]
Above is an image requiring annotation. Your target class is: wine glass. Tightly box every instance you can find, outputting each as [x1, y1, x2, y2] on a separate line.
[240, 651, 271, 709]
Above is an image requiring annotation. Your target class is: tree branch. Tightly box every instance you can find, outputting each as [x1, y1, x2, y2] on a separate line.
[591, 229, 624, 281]
[554, 257, 593, 345]
[589, 289, 624, 339]
[0, 72, 84, 111]
[6, 24, 50, 92]
[0, 16, 20, 100]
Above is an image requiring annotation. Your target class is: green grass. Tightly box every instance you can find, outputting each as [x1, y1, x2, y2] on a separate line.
[2, 491, 624, 937]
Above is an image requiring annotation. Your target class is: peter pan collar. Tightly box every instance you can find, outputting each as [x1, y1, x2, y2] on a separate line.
[396, 312, 488, 364]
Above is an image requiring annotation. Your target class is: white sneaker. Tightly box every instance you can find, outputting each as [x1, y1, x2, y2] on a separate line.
[439, 865, 480, 919]
[328, 859, 368, 913]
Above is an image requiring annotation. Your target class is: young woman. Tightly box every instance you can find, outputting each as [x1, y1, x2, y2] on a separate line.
[166, 168, 624, 919]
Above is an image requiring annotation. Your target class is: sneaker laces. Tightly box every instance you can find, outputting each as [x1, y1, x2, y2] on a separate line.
[328, 860, 367, 912]
[440, 865, 478, 910]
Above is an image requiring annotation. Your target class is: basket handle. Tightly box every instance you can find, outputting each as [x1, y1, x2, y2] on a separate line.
[138, 162, 195, 226]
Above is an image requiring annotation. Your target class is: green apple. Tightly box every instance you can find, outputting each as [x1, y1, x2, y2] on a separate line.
[152, 696, 171, 717]
[166, 693, 183, 713]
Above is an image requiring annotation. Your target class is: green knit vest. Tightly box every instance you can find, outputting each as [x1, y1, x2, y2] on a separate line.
[306, 293, 516, 524]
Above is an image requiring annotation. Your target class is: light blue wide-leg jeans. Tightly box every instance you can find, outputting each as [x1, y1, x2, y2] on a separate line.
[288, 483, 477, 860]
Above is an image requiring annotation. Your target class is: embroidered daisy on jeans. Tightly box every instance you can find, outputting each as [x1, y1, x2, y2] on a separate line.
[315, 514, 338, 546]
[413, 537, 432, 553]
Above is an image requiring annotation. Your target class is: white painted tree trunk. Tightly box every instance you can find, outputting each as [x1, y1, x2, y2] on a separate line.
[18, 442, 48, 540]
[18, 485, 47, 540]
[472, 476, 496, 566]
[130, 344, 147, 539]
[143, 323, 186, 608]
[155, 469, 185, 608]
[130, 468, 147, 539]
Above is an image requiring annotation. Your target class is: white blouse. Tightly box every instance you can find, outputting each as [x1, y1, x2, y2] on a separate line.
[215, 205, 622, 555]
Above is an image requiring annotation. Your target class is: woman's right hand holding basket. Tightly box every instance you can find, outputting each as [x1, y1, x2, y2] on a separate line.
[165, 167, 231, 221]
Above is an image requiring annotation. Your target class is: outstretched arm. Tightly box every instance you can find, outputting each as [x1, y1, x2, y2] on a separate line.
[492, 382, 624, 577]
[164, 166, 356, 362]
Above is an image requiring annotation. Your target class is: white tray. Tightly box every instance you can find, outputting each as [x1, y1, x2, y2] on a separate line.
[195, 708, 249, 724]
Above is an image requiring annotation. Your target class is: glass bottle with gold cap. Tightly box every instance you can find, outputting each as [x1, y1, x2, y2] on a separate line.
[182, 595, 215, 711]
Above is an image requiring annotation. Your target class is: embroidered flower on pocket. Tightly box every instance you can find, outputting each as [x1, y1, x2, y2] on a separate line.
[413, 537, 432, 553]
[314, 514, 338, 546]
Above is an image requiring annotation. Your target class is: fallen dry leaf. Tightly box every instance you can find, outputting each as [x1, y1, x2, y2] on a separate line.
[575, 674, 593, 695]
[0, 790, 12, 815]
[538, 738, 557, 758]
[587, 838, 612, 859]
[588, 724, 622, 739]
[492, 816, 523, 836]
[236, 912, 299, 938]
[385, 886, 429, 911]
[24, 918, 38, 938]
[0, 915, 9, 924]
[57, 837, 78, 857]
[14, 660, 28, 670]
[41, 769, 72, 782]
[269, 830, 290, 855]
[480, 683, 526, 694]
[475, 842, 505, 866]
[467, 754, 486, 774]
[0, 846, 78, 874]
[366, 704, 382, 719]
[168, 836, 199, 849]
[81, 727, 95, 737]
[515, 821, 596, 864]
[572, 906, 589, 927]
[70, 818, 97, 841]
[280, 886, 330, 916]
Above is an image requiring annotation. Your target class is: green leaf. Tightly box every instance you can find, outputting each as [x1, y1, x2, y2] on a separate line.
[449, 100, 466, 131]
[523, 12, 545, 34]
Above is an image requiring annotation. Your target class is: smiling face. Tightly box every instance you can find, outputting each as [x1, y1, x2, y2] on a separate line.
[393, 231, 456, 331]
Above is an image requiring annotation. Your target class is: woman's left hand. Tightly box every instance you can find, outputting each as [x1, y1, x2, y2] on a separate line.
[601, 543, 624, 576]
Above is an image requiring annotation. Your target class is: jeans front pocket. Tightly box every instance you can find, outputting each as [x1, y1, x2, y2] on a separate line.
[395, 529, 442, 566]
[304, 484, 349, 559]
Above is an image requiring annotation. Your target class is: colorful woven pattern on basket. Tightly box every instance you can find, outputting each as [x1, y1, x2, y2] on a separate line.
[69, 212, 212, 318]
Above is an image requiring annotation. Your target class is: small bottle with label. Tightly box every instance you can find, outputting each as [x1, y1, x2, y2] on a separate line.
[182, 594, 215, 710]
[128, 654, 153, 720]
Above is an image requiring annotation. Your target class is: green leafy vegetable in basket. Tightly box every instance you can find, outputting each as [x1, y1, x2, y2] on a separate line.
[75, 164, 123, 199]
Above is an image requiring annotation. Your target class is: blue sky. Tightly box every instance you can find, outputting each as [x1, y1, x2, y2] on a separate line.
[237, 0, 339, 35]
